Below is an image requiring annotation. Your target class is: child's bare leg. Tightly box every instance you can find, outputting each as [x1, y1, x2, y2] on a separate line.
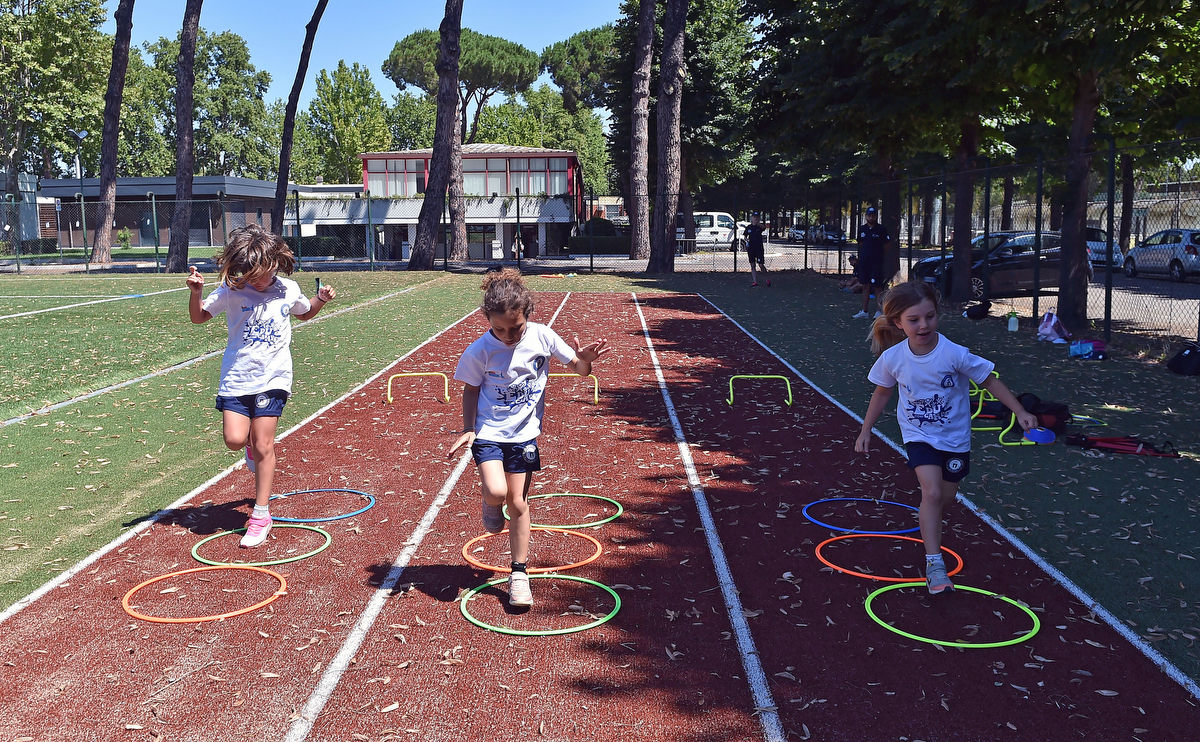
[915, 464, 951, 554]
[222, 410, 251, 452]
[248, 415, 280, 509]
[505, 471, 532, 563]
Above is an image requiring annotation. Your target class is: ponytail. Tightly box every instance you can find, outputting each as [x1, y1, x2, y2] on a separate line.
[868, 281, 940, 356]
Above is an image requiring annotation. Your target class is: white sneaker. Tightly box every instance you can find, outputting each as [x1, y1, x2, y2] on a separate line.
[239, 514, 272, 548]
[852, 310, 869, 319]
[245, 445, 256, 473]
[508, 571, 533, 606]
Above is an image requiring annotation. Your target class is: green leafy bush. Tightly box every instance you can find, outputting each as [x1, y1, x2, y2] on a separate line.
[566, 235, 631, 255]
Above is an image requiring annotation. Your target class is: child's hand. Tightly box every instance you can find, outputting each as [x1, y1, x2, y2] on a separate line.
[572, 336, 610, 363]
[854, 429, 871, 454]
[186, 266, 204, 291]
[1016, 411, 1039, 431]
[316, 285, 336, 303]
[447, 431, 475, 458]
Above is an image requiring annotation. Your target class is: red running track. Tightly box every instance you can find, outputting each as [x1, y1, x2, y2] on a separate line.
[0, 291, 1197, 741]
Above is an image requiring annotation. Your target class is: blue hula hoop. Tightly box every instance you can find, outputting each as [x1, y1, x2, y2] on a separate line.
[802, 497, 919, 535]
[268, 488, 376, 522]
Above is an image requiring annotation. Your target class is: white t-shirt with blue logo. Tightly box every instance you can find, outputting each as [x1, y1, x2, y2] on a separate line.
[201, 276, 311, 396]
[867, 333, 994, 453]
[454, 322, 576, 442]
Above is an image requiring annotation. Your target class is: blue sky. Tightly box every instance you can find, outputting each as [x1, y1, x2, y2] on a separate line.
[102, 0, 624, 106]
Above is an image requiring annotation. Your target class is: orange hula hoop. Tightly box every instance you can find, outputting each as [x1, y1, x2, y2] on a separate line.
[122, 565, 287, 623]
[815, 534, 964, 582]
[461, 527, 603, 573]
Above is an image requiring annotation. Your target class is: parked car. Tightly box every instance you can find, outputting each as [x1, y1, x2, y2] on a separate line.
[911, 232, 1022, 284]
[1085, 227, 1121, 269]
[920, 232, 1063, 299]
[787, 224, 807, 241]
[821, 226, 847, 245]
[675, 211, 738, 247]
[1123, 229, 1200, 281]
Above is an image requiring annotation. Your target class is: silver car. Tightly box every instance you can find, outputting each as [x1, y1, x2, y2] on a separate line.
[1123, 229, 1200, 281]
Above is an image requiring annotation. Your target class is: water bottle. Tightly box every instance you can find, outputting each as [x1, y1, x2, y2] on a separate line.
[1007, 311, 1019, 332]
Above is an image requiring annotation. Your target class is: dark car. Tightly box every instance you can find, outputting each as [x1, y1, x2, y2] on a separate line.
[921, 232, 1063, 299]
[911, 232, 1022, 283]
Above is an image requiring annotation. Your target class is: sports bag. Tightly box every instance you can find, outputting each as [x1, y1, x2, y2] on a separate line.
[1016, 392, 1070, 434]
[1166, 342, 1200, 375]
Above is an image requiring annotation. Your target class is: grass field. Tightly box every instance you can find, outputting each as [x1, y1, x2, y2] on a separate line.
[1, 267, 1197, 682]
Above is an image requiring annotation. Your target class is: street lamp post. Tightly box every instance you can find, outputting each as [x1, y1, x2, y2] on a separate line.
[68, 128, 88, 271]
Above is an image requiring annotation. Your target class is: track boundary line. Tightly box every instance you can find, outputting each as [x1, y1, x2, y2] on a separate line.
[697, 292, 1200, 701]
[3, 280, 433, 428]
[0, 286, 189, 320]
[286, 291, 571, 740]
[0, 300, 479, 627]
[632, 292, 785, 742]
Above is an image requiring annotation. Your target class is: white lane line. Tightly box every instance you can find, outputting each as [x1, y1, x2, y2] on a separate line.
[0, 302, 480, 626]
[3, 283, 426, 428]
[697, 292, 1200, 702]
[0, 286, 188, 320]
[287, 290, 571, 739]
[632, 292, 785, 742]
[284, 452, 474, 741]
[1, 295, 130, 299]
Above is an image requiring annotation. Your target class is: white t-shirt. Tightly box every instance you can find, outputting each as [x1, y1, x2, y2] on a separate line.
[201, 276, 311, 396]
[454, 322, 576, 442]
[867, 333, 995, 453]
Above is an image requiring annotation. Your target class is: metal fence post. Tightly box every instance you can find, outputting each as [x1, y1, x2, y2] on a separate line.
[293, 190, 302, 266]
[906, 174, 913, 275]
[366, 189, 374, 271]
[515, 186, 521, 266]
[1106, 137, 1115, 343]
[1033, 154, 1044, 320]
[148, 192, 160, 272]
[588, 191, 595, 274]
[78, 192, 89, 274]
[981, 158, 991, 298]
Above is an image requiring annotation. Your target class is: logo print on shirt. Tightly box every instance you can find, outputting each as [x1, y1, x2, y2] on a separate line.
[243, 318, 283, 346]
[940, 373, 955, 389]
[496, 379, 536, 409]
[905, 394, 951, 428]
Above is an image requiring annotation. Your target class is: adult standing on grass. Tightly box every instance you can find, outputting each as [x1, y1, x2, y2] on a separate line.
[854, 281, 1035, 593]
[744, 214, 769, 287]
[853, 206, 890, 318]
[186, 224, 335, 548]
[447, 269, 609, 607]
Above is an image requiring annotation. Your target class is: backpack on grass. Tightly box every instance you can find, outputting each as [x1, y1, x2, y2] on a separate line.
[1167, 342, 1200, 375]
[1015, 392, 1070, 433]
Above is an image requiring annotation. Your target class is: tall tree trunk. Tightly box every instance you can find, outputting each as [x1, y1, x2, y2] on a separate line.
[448, 103, 467, 260]
[272, 0, 328, 236]
[165, 0, 203, 273]
[628, 0, 654, 260]
[950, 118, 980, 301]
[1000, 174, 1014, 231]
[648, 0, 686, 274]
[409, 0, 462, 270]
[1119, 153, 1134, 255]
[91, 0, 135, 265]
[1058, 69, 1100, 330]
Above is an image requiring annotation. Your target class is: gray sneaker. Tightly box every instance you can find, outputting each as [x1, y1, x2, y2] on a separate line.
[508, 571, 533, 606]
[481, 498, 505, 533]
[926, 562, 954, 594]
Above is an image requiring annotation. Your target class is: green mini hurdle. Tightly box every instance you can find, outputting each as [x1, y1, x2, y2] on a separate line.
[386, 372, 450, 403]
[727, 375, 793, 406]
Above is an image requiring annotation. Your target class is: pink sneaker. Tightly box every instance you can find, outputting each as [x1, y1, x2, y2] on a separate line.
[245, 445, 256, 473]
[239, 515, 272, 548]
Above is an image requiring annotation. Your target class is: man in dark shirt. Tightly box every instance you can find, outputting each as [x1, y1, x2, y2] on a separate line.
[853, 206, 891, 318]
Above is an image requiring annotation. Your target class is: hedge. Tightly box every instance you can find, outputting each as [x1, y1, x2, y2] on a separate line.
[566, 235, 632, 255]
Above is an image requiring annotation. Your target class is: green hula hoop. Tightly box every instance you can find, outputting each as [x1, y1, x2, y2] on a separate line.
[460, 574, 621, 636]
[502, 492, 624, 529]
[864, 582, 1041, 648]
[191, 524, 332, 567]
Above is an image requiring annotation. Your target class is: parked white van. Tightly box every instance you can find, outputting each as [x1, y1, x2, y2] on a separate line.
[676, 211, 738, 246]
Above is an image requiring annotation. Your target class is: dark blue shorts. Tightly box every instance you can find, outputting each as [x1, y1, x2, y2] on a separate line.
[471, 438, 541, 473]
[215, 389, 289, 419]
[904, 442, 970, 482]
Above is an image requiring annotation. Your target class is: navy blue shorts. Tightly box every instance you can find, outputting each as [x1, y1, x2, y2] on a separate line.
[471, 438, 541, 473]
[215, 389, 289, 419]
[904, 442, 970, 482]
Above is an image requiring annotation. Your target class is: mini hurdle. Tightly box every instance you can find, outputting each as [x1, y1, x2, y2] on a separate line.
[727, 374, 793, 406]
[386, 372, 450, 403]
[549, 373, 600, 404]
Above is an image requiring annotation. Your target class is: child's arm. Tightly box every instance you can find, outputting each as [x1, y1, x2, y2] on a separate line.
[186, 266, 211, 324]
[447, 383, 480, 458]
[981, 376, 1038, 431]
[294, 284, 336, 321]
[854, 385, 894, 454]
[566, 336, 610, 376]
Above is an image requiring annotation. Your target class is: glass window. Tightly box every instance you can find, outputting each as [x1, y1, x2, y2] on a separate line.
[403, 172, 417, 196]
[487, 158, 506, 171]
[367, 173, 385, 194]
[695, 215, 714, 228]
[549, 171, 567, 195]
[488, 172, 507, 195]
[388, 159, 403, 171]
[605, 205, 620, 218]
[463, 172, 486, 195]
[528, 170, 546, 194]
[1191, 232, 1200, 245]
[509, 158, 527, 171]
[463, 159, 486, 172]
[388, 171, 404, 196]
[528, 158, 545, 173]
[406, 159, 422, 172]
[416, 172, 426, 194]
[549, 157, 567, 171]
[717, 215, 734, 229]
[366, 158, 385, 172]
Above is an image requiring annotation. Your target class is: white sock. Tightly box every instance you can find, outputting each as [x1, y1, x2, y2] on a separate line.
[251, 505, 270, 519]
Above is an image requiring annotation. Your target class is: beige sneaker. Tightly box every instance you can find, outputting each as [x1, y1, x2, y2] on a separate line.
[507, 571, 533, 606]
